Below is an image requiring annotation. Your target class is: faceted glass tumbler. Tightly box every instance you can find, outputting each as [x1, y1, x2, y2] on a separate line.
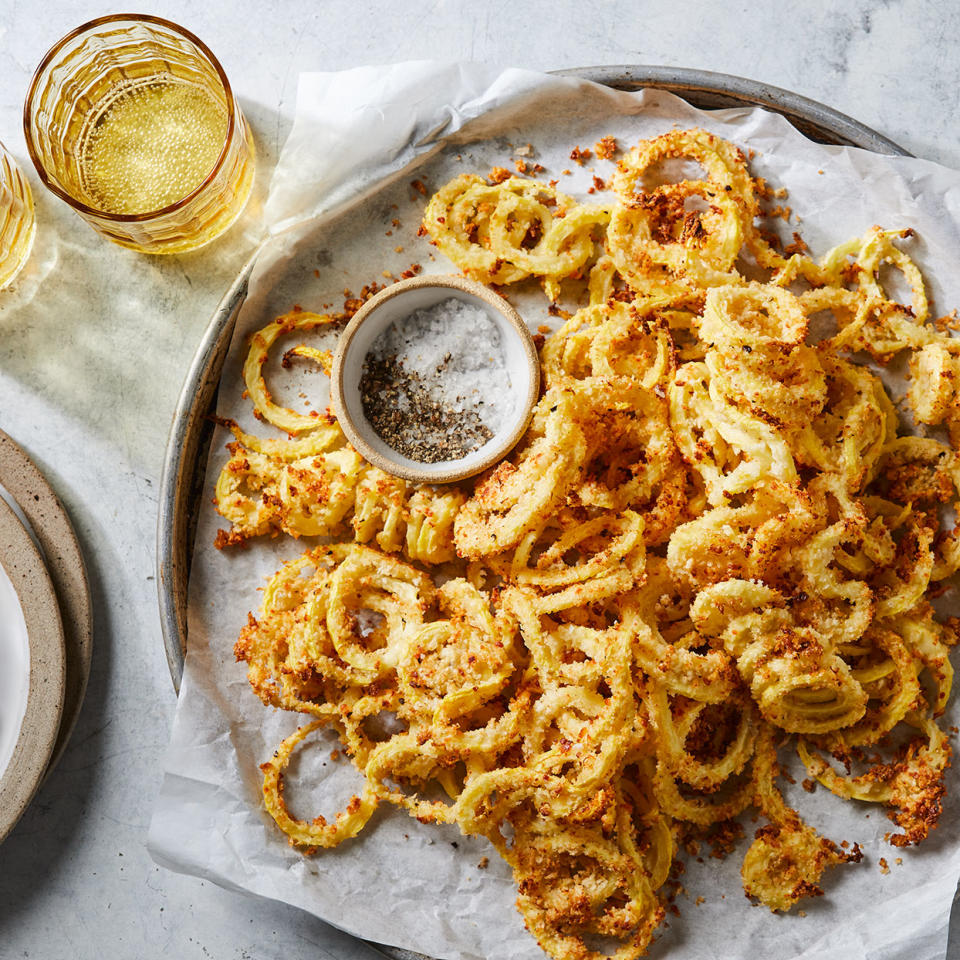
[0, 143, 35, 288]
[23, 14, 255, 254]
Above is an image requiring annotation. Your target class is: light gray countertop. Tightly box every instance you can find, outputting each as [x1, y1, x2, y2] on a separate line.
[1, 2, 958, 958]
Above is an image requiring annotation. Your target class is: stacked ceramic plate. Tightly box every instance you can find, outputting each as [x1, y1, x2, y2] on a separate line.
[0, 429, 92, 843]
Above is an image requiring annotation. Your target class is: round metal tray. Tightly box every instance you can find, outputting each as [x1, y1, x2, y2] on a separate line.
[157, 64, 908, 694]
[155, 63, 909, 960]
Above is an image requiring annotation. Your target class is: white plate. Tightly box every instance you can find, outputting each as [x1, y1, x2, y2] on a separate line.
[0, 553, 30, 775]
[0, 495, 65, 843]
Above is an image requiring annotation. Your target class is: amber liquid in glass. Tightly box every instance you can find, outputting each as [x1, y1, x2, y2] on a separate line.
[0, 150, 35, 289]
[25, 16, 256, 254]
[79, 78, 228, 216]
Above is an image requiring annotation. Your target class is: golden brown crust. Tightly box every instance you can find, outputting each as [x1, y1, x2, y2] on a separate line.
[219, 127, 959, 960]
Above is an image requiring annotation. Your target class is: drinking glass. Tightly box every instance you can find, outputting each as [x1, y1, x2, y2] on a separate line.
[0, 143, 35, 288]
[23, 15, 255, 254]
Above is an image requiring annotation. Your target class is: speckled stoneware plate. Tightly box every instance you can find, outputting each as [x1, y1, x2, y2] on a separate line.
[0, 429, 92, 776]
[156, 65, 909, 960]
[0, 494, 65, 843]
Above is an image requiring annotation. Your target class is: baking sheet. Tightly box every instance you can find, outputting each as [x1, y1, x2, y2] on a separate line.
[149, 63, 960, 960]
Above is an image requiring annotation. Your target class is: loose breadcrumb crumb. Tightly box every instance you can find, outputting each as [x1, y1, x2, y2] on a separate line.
[935, 311, 960, 332]
[784, 232, 809, 256]
[594, 136, 617, 159]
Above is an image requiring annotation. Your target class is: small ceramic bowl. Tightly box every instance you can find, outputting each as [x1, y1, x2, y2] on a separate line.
[331, 274, 540, 483]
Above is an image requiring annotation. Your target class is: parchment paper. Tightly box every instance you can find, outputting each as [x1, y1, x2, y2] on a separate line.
[148, 62, 960, 960]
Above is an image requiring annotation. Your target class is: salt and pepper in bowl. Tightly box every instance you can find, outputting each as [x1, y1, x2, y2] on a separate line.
[330, 275, 540, 483]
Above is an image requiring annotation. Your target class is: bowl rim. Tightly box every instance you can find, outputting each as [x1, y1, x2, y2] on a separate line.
[22, 12, 239, 223]
[330, 273, 540, 483]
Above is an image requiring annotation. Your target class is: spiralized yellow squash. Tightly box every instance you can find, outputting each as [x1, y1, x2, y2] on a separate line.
[217, 128, 960, 960]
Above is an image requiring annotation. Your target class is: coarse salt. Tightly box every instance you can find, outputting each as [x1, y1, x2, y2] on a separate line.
[369, 297, 515, 435]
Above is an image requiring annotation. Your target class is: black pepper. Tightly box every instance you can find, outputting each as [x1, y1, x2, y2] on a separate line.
[360, 354, 493, 463]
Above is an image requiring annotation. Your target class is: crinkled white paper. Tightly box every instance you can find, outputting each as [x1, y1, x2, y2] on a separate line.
[149, 62, 960, 960]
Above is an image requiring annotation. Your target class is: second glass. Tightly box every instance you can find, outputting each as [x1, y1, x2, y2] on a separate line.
[23, 15, 255, 255]
[0, 143, 35, 288]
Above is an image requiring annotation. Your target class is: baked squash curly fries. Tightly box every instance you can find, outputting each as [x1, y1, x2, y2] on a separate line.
[214, 128, 960, 960]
